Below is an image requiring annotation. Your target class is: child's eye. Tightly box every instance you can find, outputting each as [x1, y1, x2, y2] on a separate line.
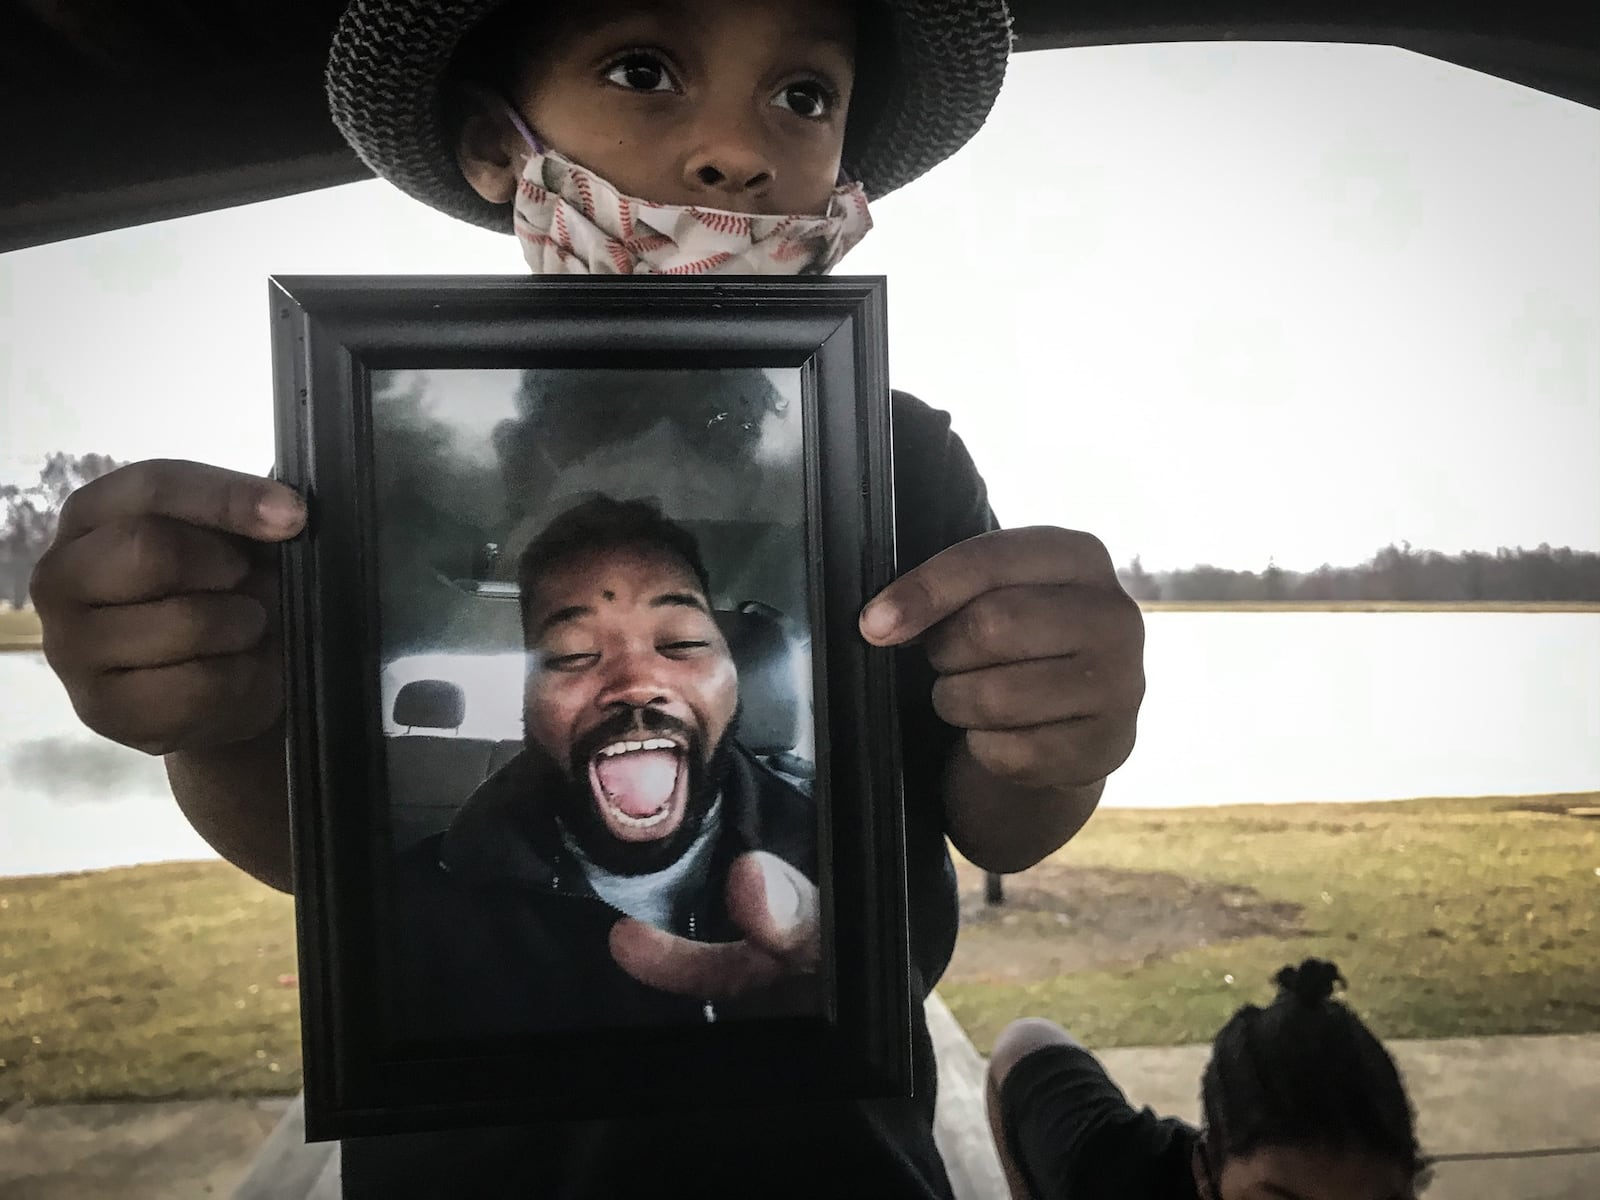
[772, 81, 835, 120]
[604, 53, 676, 94]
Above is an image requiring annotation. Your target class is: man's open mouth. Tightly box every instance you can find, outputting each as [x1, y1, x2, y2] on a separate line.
[587, 736, 689, 843]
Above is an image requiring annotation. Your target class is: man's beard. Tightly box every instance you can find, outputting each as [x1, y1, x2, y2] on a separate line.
[534, 706, 738, 877]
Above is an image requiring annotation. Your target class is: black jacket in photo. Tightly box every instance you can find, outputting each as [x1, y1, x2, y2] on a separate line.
[344, 392, 994, 1199]
[386, 742, 819, 1037]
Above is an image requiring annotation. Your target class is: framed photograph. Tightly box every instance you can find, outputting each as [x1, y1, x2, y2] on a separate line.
[269, 276, 908, 1140]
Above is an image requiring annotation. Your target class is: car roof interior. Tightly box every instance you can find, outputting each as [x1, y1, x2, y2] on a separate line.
[3, 2, 1597, 254]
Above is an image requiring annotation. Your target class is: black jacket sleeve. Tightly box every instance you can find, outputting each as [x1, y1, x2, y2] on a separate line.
[888, 391, 1001, 993]
[999, 1043, 1199, 1200]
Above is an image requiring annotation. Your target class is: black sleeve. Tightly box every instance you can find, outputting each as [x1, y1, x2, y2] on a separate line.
[890, 390, 1001, 569]
[999, 1043, 1199, 1200]
[889, 390, 998, 797]
[888, 391, 1000, 992]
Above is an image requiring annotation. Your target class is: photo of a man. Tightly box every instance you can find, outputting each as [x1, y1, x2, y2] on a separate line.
[522, 494, 741, 882]
[388, 495, 822, 1038]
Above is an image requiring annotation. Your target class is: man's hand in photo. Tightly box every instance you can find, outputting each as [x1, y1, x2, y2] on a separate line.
[608, 851, 820, 997]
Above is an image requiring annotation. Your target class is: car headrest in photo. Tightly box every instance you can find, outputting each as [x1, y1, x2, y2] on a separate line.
[393, 679, 467, 731]
[714, 604, 801, 756]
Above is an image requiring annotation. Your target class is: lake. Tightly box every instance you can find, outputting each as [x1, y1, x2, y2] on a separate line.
[2, 612, 1597, 878]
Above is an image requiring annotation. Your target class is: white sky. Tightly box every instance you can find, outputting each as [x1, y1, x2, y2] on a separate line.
[2, 41, 1596, 572]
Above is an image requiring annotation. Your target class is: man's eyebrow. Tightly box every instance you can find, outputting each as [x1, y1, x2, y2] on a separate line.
[650, 592, 709, 614]
[534, 604, 594, 638]
[1254, 1186, 1309, 1200]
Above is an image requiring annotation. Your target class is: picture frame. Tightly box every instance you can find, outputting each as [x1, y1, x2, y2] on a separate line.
[268, 275, 909, 1140]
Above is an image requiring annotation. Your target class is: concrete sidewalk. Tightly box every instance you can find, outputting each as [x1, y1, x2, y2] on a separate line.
[0, 1096, 292, 1200]
[3, 1024, 1597, 1198]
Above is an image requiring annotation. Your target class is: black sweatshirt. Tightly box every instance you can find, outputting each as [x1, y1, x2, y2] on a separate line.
[999, 1043, 1200, 1200]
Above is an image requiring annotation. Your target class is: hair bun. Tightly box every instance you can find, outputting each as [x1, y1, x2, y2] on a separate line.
[1274, 958, 1345, 1004]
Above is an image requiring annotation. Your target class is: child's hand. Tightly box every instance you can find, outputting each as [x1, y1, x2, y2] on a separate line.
[30, 460, 306, 756]
[858, 527, 1144, 791]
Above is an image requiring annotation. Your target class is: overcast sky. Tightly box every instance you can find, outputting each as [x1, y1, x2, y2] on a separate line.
[3, 41, 1596, 572]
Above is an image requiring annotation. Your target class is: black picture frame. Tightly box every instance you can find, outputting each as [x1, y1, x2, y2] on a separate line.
[268, 275, 909, 1141]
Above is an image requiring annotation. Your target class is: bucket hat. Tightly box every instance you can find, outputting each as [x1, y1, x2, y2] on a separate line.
[326, 0, 1013, 233]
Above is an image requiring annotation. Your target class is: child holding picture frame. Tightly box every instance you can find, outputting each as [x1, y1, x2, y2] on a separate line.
[31, 1, 1147, 1194]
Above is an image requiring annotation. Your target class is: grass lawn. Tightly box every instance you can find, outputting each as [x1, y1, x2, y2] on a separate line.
[0, 862, 300, 1103]
[944, 793, 1600, 1054]
[2, 794, 1597, 1102]
[0, 606, 43, 650]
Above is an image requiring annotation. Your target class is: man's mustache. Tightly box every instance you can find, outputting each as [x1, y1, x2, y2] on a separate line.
[567, 706, 701, 778]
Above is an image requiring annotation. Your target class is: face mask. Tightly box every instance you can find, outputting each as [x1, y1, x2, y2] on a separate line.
[503, 106, 872, 276]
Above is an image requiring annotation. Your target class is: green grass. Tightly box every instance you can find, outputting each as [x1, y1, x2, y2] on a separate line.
[0, 606, 42, 650]
[944, 794, 1600, 1054]
[0, 862, 301, 1103]
[3, 795, 1597, 1101]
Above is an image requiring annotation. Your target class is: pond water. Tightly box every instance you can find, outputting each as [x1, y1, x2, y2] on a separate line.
[2, 612, 1597, 877]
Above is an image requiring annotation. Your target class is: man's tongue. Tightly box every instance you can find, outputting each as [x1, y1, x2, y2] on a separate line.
[594, 749, 679, 817]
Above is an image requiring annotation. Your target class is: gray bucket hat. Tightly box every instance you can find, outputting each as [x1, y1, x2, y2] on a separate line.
[325, 0, 1013, 234]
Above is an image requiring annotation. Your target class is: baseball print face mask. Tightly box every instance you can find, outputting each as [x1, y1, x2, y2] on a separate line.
[503, 105, 872, 276]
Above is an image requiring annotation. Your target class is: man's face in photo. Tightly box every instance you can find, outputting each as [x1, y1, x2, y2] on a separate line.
[523, 542, 738, 868]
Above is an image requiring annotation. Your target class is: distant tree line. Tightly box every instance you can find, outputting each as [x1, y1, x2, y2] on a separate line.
[1118, 542, 1600, 603]
[1, 452, 126, 609]
[8, 451, 1598, 610]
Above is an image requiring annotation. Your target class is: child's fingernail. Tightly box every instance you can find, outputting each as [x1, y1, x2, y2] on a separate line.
[257, 490, 305, 531]
[860, 599, 898, 640]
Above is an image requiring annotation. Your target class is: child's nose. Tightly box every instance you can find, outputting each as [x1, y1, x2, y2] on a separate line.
[689, 159, 773, 195]
[682, 119, 775, 203]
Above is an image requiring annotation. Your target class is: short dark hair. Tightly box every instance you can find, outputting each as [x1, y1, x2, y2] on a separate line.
[1200, 959, 1427, 1183]
[515, 496, 713, 630]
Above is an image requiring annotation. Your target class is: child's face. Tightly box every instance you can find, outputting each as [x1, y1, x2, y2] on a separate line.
[1208, 1144, 1417, 1200]
[459, 0, 856, 216]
